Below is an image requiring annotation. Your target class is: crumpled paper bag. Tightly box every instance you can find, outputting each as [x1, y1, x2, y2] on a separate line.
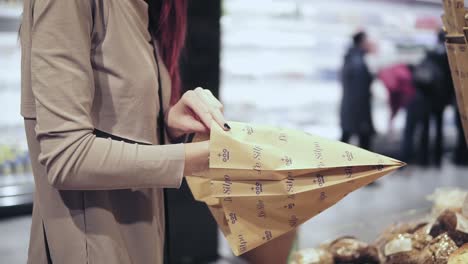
[186, 121, 404, 256]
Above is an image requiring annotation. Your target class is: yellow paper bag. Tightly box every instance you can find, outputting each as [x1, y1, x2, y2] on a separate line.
[186, 121, 404, 256]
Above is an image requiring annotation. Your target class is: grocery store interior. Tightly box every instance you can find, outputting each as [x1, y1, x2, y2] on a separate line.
[1, 0, 468, 263]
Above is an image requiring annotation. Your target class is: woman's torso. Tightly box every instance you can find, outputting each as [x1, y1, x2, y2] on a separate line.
[22, 0, 173, 143]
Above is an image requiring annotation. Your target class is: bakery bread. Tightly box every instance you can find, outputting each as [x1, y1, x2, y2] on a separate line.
[375, 222, 428, 250]
[327, 237, 380, 264]
[291, 248, 333, 264]
[382, 232, 432, 264]
[430, 209, 468, 247]
[448, 243, 468, 264]
[419, 233, 458, 264]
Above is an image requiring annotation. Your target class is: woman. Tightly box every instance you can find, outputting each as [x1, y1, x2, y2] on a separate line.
[20, 0, 228, 263]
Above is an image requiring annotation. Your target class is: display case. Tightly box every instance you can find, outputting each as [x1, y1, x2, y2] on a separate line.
[0, 1, 34, 215]
[0, 125, 33, 214]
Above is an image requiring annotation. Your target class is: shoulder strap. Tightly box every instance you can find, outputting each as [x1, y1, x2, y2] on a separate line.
[151, 38, 172, 264]
[152, 41, 166, 145]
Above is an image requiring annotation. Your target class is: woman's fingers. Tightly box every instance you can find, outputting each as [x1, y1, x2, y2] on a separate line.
[201, 90, 230, 130]
[194, 87, 229, 130]
[194, 87, 222, 110]
[183, 90, 214, 130]
[209, 107, 227, 131]
[201, 88, 224, 111]
[183, 116, 208, 133]
[192, 88, 229, 130]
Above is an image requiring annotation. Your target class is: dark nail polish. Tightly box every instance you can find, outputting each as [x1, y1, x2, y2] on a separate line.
[224, 123, 231, 130]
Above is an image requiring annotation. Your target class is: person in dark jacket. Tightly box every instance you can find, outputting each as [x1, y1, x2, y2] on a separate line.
[402, 30, 466, 166]
[340, 31, 375, 150]
[402, 30, 455, 166]
[425, 31, 454, 166]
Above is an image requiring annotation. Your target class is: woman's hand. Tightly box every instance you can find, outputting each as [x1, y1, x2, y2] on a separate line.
[166, 87, 230, 139]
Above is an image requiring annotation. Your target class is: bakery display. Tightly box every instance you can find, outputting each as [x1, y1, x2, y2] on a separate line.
[291, 188, 468, 264]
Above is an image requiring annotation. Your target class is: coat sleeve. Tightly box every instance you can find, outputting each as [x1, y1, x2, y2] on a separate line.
[30, 0, 184, 190]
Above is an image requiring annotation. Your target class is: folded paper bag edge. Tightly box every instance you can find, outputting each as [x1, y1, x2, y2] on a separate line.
[207, 121, 405, 171]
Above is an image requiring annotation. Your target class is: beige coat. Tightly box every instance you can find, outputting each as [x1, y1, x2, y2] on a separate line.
[21, 0, 185, 263]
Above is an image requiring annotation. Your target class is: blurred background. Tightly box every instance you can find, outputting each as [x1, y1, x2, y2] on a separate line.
[1, 0, 468, 263]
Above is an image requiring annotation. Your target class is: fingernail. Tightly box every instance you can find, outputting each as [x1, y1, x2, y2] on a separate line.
[224, 123, 231, 130]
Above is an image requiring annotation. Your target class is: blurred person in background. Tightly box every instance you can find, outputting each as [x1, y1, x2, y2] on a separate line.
[20, 1, 230, 263]
[378, 63, 416, 136]
[340, 31, 375, 150]
[402, 30, 453, 166]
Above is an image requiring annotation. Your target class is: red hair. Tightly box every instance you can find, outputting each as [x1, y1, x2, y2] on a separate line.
[148, 0, 187, 105]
